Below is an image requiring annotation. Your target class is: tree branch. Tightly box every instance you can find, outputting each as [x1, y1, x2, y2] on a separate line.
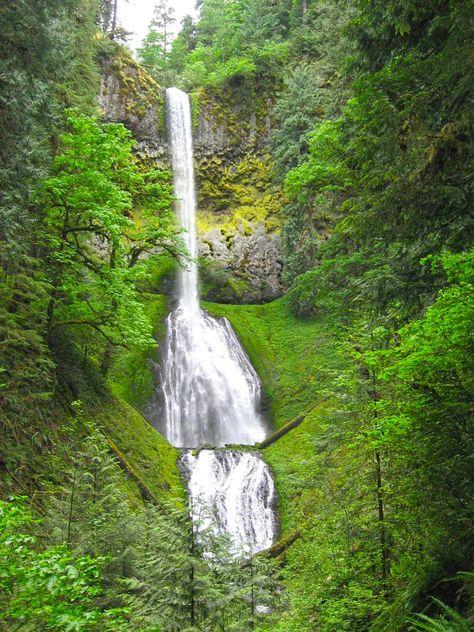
[49, 319, 129, 348]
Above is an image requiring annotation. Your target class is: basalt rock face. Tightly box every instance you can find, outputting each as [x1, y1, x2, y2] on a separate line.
[192, 88, 284, 303]
[99, 52, 284, 303]
[193, 87, 274, 159]
[99, 50, 169, 164]
[199, 222, 283, 303]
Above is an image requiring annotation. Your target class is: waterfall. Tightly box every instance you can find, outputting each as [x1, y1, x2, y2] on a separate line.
[157, 87, 277, 556]
[161, 88, 267, 450]
[181, 450, 277, 556]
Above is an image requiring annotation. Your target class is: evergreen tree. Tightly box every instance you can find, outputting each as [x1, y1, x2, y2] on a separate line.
[138, 0, 176, 83]
[0, 496, 126, 631]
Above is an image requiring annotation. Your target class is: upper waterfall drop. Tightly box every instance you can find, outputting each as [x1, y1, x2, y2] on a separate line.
[166, 87, 200, 315]
[159, 88, 268, 449]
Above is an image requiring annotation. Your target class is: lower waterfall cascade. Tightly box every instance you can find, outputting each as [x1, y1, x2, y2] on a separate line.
[181, 450, 277, 556]
[156, 87, 278, 557]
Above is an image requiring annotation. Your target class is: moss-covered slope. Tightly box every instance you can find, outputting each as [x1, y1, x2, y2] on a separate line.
[203, 296, 342, 531]
[202, 296, 355, 631]
[204, 296, 341, 424]
[51, 330, 183, 505]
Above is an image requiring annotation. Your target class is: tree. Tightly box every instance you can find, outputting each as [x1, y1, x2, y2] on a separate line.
[37, 110, 185, 367]
[271, 64, 324, 180]
[0, 497, 126, 631]
[0, 0, 101, 436]
[138, 0, 176, 82]
[98, 0, 117, 34]
[0, 0, 100, 247]
[0, 249, 55, 436]
[152, 0, 176, 56]
[284, 0, 473, 313]
[121, 501, 280, 631]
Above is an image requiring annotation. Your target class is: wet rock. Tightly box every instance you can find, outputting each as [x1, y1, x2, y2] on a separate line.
[199, 222, 283, 303]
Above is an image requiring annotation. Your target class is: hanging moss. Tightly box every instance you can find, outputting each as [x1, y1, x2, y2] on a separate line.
[196, 153, 284, 234]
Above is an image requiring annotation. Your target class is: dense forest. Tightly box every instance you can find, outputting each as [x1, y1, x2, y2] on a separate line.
[1, 0, 473, 630]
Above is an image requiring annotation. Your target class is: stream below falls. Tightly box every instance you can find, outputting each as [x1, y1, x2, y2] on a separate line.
[147, 87, 278, 556]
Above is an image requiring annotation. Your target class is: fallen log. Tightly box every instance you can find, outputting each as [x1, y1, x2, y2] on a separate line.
[257, 398, 329, 449]
[106, 437, 161, 506]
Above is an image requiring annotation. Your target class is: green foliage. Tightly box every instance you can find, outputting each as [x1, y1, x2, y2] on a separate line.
[268, 0, 355, 285]
[2, 0, 474, 630]
[285, 0, 474, 310]
[142, 0, 292, 88]
[0, 249, 55, 435]
[0, 497, 126, 631]
[205, 297, 390, 631]
[204, 295, 342, 425]
[109, 293, 171, 406]
[137, 0, 177, 84]
[37, 110, 184, 360]
[31, 412, 279, 631]
[120, 502, 280, 631]
[270, 63, 326, 180]
[0, 0, 100, 246]
[206, 241, 474, 631]
[49, 347, 184, 504]
[409, 597, 473, 631]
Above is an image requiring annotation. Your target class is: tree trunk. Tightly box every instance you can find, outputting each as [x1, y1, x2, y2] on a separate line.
[375, 448, 390, 581]
[370, 365, 390, 583]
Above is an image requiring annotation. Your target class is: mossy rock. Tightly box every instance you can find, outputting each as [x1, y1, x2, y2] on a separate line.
[196, 153, 283, 231]
[109, 47, 163, 120]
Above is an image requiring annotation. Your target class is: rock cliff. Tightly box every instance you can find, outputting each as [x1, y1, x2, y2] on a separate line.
[99, 49, 284, 303]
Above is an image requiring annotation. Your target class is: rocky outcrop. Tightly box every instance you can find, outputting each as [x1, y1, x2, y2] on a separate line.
[99, 49, 168, 164]
[199, 221, 283, 303]
[99, 51, 284, 303]
[193, 87, 274, 159]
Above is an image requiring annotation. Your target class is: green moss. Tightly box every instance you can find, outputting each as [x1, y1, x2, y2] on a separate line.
[109, 293, 170, 407]
[264, 400, 334, 532]
[45, 333, 184, 506]
[191, 85, 283, 238]
[203, 295, 340, 424]
[190, 88, 204, 130]
[137, 254, 177, 296]
[194, 83, 276, 150]
[196, 154, 283, 233]
[107, 46, 165, 131]
[227, 276, 250, 300]
[201, 296, 351, 631]
[202, 295, 343, 531]
[97, 394, 184, 505]
[105, 290, 184, 504]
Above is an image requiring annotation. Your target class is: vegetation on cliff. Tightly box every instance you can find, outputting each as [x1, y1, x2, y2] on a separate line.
[1, 0, 474, 630]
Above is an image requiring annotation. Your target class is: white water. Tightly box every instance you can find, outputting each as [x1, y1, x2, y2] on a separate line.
[159, 87, 276, 556]
[182, 450, 277, 556]
[161, 87, 267, 449]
